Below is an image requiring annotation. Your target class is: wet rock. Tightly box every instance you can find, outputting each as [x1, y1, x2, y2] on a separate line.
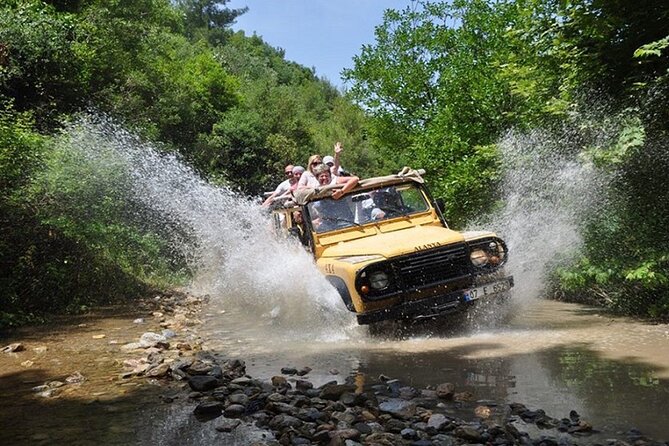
[271, 376, 288, 387]
[139, 332, 167, 348]
[214, 417, 241, 432]
[187, 375, 219, 391]
[378, 398, 416, 419]
[385, 418, 408, 433]
[121, 342, 143, 351]
[133, 318, 144, 324]
[436, 383, 455, 399]
[383, 378, 401, 397]
[194, 401, 224, 416]
[426, 434, 452, 446]
[228, 393, 249, 406]
[295, 380, 313, 392]
[475, 405, 492, 419]
[568, 420, 593, 435]
[353, 422, 372, 435]
[454, 425, 483, 442]
[427, 413, 450, 431]
[454, 391, 474, 402]
[187, 360, 213, 375]
[223, 404, 246, 418]
[146, 363, 170, 378]
[297, 367, 312, 376]
[401, 428, 418, 439]
[332, 428, 361, 441]
[269, 414, 302, 430]
[267, 401, 299, 416]
[280, 367, 298, 375]
[319, 383, 356, 401]
[161, 329, 176, 338]
[0, 342, 25, 353]
[230, 376, 253, 386]
[65, 371, 86, 384]
[399, 386, 420, 400]
[364, 432, 397, 445]
[176, 342, 192, 351]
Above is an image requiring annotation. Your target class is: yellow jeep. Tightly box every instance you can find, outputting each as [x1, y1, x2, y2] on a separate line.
[270, 168, 513, 325]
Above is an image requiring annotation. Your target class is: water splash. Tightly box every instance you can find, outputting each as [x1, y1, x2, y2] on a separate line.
[61, 114, 356, 337]
[486, 125, 609, 301]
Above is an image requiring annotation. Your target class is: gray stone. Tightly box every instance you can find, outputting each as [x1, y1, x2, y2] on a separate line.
[187, 375, 218, 391]
[139, 332, 167, 348]
[214, 417, 241, 432]
[436, 383, 455, 399]
[454, 425, 483, 442]
[194, 401, 224, 416]
[146, 363, 170, 378]
[1, 343, 25, 353]
[378, 398, 417, 419]
[224, 404, 246, 418]
[228, 393, 249, 405]
[295, 380, 313, 392]
[319, 383, 356, 401]
[427, 413, 450, 430]
[269, 414, 302, 430]
[401, 428, 417, 439]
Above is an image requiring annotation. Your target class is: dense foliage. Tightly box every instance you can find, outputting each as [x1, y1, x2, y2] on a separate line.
[1, 0, 668, 326]
[0, 0, 375, 327]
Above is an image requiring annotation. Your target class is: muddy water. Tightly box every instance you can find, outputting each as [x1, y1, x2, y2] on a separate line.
[0, 307, 189, 445]
[199, 297, 669, 442]
[1, 298, 668, 445]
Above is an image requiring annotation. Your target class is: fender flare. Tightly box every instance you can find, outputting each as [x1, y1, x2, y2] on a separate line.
[325, 276, 355, 312]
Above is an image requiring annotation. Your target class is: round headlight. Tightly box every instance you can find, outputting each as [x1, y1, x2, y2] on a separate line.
[470, 249, 489, 266]
[369, 271, 390, 289]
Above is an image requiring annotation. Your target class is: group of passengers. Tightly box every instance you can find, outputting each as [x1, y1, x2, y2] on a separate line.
[262, 141, 359, 207]
[262, 142, 415, 234]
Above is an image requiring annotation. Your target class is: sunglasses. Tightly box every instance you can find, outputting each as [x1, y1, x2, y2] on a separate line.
[285, 171, 293, 175]
[311, 161, 322, 166]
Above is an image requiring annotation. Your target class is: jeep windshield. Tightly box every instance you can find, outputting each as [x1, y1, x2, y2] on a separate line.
[306, 183, 430, 233]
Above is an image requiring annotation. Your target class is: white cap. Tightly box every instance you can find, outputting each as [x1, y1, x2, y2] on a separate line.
[323, 155, 335, 166]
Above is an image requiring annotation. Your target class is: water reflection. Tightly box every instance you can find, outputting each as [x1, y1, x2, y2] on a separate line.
[200, 298, 669, 442]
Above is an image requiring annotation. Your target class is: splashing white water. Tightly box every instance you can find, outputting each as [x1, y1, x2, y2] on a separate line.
[61, 115, 356, 337]
[487, 127, 607, 301]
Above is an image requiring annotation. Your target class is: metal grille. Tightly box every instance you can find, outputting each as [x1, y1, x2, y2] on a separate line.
[392, 244, 471, 289]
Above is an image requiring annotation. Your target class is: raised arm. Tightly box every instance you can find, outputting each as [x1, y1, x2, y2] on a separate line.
[332, 141, 343, 175]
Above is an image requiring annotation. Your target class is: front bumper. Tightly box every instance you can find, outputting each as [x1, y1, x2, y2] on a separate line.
[356, 275, 514, 325]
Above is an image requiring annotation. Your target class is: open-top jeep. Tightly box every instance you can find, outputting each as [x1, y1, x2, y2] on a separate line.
[270, 168, 513, 325]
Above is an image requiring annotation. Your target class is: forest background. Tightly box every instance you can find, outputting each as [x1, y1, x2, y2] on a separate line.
[1, 0, 668, 328]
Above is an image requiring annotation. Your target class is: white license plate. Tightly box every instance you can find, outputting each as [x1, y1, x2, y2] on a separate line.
[463, 279, 511, 302]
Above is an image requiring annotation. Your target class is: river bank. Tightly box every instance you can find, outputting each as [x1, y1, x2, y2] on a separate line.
[1, 294, 667, 445]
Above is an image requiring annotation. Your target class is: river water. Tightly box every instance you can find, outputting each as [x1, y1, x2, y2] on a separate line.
[191, 296, 669, 443]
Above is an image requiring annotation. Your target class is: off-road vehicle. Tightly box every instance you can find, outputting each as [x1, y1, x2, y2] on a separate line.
[270, 168, 513, 324]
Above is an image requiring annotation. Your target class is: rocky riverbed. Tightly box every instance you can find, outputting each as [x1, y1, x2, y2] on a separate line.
[2, 293, 667, 446]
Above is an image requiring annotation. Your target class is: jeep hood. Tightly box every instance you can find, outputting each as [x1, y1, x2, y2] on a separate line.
[320, 225, 466, 259]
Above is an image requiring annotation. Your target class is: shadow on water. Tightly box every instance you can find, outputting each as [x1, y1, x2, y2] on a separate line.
[0, 368, 176, 445]
[0, 304, 188, 446]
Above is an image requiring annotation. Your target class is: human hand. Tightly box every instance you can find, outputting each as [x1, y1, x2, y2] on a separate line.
[332, 189, 343, 200]
[334, 141, 343, 154]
